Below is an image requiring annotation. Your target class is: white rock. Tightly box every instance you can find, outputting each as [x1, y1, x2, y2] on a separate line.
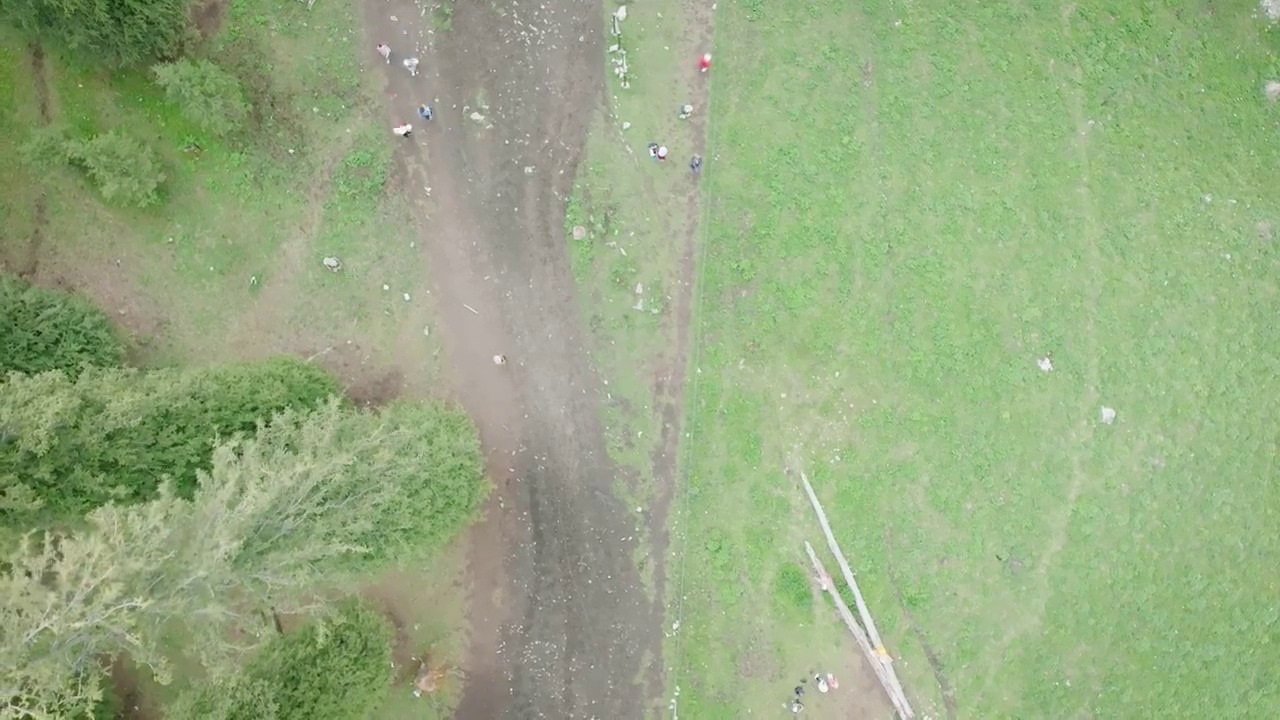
[1038, 356, 1053, 372]
[322, 256, 341, 271]
[403, 293, 411, 302]
[1100, 406, 1117, 425]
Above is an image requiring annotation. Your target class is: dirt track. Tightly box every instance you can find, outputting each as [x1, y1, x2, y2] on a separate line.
[359, 0, 665, 716]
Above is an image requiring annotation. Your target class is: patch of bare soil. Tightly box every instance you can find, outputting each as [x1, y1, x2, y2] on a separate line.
[34, 257, 171, 359]
[191, 0, 228, 39]
[15, 41, 52, 280]
[109, 657, 159, 720]
[359, 0, 675, 715]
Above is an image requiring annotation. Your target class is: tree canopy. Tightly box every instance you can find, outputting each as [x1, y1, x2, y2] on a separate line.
[167, 600, 394, 720]
[0, 0, 193, 67]
[0, 359, 339, 523]
[0, 274, 125, 377]
[1, 399, 486, 717]
[153, 59, 250, 137]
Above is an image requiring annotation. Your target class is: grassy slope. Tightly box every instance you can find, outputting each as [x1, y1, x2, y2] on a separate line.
[674, 0, 1280, 716]
[0, 0, 434, 373]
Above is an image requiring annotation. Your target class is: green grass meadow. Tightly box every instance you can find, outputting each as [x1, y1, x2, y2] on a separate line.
[669, 0, 1280, 716]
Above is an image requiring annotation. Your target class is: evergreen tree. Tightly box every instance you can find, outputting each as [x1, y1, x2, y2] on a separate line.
[1, 400, 486, 716]
[0, 359, 339, 523]
[1, 0, 193, 67]
[0, 274, 125, 377]
[153, 59, 250, 137]
[167, 601, 394, 720]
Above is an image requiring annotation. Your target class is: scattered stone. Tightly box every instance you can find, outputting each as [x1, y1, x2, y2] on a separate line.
[423, 326, 430, 337]
[621, 121, 631, 130]
[1038, 355, 1053, 372]
[572, 225, 588, 240]
[323, 256, 342, 271]
[635, 283, 644, 295]
[383, 284, 390, 291]
[403, 293, 411, 302]
[1100, 406, 1117, 425]
[524, 166, 536, 174]
[470, 111, 486, 123]
[1267, 80, 1280, 101]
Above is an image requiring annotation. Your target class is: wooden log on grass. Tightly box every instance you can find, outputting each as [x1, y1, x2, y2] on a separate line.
[805, 541, 915, 719]
[801, 471, 888, 653]
[801, 471, 913, 715]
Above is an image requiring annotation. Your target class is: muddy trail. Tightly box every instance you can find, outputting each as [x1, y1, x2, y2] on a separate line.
[360, 0, 665, 717]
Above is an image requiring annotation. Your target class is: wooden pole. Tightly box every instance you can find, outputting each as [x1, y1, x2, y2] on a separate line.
[801, 471, 887, 653]
[805, 541, 914, 719]
[800, 471, 913, 714]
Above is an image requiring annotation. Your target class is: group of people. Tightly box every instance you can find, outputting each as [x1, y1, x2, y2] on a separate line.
[790, 672, 839, 713]
[648, 57, 711, 175]
[377, 42, 708, 177]
[377, 43, 432, 138]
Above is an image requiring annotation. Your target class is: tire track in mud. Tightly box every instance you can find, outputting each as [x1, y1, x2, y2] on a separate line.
[20, 42, 51, 279]
[360, 0, 671, 716]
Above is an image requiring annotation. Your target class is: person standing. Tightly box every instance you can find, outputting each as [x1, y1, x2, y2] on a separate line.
[418, 104, 433, 121]
[377, 43, 391, 63]
[403, 57, 420, 76]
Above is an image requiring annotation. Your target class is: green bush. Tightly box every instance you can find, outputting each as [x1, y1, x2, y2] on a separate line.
[153, 59, 250, 137]
[167, 600, 394, 720]
[0, 274, 126, 377]
[65, 131, 166, 208]
[347, 400, 489, 568]
[19, 126, 73, 170]
[0, 358, 340, 523]
[1, 0, 192, 67]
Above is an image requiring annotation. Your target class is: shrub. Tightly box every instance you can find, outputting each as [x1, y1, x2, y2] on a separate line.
[0, 274, 126, 377]
[65, 131, 166, 208]
[19, 126, 73, 170]
[153, 59, 250, 137]
[356, 400, 489, 566]
[0, 358, 340, 523]
[167, 600, 394, 720]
